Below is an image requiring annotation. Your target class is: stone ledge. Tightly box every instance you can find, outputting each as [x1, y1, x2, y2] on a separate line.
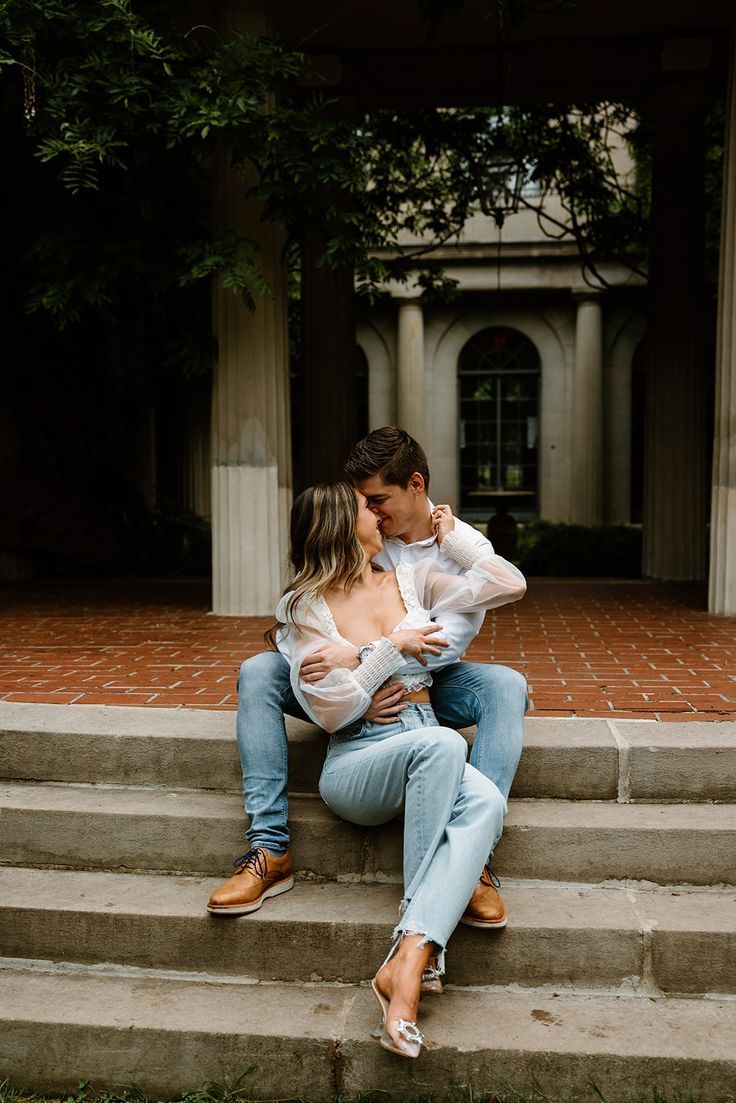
[2, 966, 735, 1101]
[4, 703, 735, 801]
[2, 867, 734, 994]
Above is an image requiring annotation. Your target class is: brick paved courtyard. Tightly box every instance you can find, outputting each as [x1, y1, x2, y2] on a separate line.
[1, 578, 734, 719]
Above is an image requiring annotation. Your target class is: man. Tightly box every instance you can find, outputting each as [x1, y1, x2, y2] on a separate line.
[207, 427, 527, 927]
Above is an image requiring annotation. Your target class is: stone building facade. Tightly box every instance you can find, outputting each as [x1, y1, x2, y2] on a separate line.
[356, 204, 646, 528]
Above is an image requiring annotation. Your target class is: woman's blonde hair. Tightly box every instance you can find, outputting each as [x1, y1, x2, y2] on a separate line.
[265, 481, 367, 647]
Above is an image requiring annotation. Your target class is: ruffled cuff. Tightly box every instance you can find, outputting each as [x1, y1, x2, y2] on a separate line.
[440, 527, 486, 570]
[353, 636, 406, 694]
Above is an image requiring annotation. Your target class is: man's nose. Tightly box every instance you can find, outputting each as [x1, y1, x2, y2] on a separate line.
[369, 505, 382, 517]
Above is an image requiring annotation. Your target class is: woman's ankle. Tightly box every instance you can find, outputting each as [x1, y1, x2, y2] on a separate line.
[377, 934, 436, 1003]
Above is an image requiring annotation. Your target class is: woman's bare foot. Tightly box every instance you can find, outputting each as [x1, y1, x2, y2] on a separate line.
[373, 934, 436, 1057]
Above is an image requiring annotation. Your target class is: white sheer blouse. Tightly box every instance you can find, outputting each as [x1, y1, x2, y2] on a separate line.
[275, 527, 526, 733]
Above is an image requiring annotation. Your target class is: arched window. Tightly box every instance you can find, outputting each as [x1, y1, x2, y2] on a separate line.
[458, 326, 540, 513]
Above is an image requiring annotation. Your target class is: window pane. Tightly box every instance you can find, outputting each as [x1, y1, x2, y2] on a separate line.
[458, 327, 540, 511]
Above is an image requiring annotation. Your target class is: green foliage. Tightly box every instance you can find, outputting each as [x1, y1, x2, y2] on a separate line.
[0, 0, 660, 332]
[1, 1081, 733, 1103]
[517, 520, 643, 578]
[178, 232, 273, 312]
[0, 0, 306, 324]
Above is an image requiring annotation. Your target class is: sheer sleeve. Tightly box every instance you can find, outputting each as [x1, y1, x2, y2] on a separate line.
[275, 595, 406, 733]
[412, 527, 527, 619]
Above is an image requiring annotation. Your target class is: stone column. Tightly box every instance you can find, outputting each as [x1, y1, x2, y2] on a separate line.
[211, 4, 291, 615]
[570, 292, 604, 525]
[300, 228, 356, 487]
[396, 296, 425, 441]
[642, 87, 708, 580]
[710, 36, 736, 614]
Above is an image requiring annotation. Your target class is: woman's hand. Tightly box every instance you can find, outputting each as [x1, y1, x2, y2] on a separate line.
[388, 624, 448, 666]
[431, 503, 455, 545]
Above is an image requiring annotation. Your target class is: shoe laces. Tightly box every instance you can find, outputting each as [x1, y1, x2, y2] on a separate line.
[483, 863, 501, 889]
[232, 847, 268, 879]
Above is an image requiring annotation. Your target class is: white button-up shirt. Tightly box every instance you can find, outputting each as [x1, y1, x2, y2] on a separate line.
[373, 503, 495, 666]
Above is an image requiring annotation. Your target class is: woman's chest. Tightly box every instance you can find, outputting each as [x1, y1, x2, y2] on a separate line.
[320, 568, 432, 645]
[327, 588, 407, 644]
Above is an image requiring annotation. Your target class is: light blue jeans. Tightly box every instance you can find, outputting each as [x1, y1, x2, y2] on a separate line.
[236, 650, 526, 856]
[319, 703, 506, 950]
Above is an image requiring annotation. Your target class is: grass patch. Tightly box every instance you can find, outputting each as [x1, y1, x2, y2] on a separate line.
[1, 1080, 734, 1103]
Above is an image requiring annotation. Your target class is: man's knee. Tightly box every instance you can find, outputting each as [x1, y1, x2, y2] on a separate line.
[463, 765, 507, 823]
[482, 664, 527, 704]
[440, 662, 527, 720]
[238, 650, 289, 700]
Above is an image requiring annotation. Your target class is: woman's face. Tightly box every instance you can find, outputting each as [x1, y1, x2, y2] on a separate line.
[355, 490, 383, 558]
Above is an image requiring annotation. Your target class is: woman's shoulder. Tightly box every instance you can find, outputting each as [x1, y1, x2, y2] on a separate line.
[275, 590, 327, 630]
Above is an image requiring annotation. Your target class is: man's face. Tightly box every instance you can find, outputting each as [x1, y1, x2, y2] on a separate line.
[354, 473, 427, 540]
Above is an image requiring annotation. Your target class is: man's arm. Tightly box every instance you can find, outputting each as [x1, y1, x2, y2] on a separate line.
[419, 607, 480, 668]
[299, 630, 449, 684]
[299, 641, 360, 683]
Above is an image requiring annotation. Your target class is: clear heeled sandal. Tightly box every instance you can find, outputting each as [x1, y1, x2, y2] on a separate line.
[370, 938, 426, 1059]
[370, 977, 425, 1058]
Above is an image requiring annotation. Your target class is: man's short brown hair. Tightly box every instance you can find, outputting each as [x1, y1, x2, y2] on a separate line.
[344, 426, 430, 491]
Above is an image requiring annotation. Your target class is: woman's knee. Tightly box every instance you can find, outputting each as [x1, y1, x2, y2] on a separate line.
[413, 726, 467, 774]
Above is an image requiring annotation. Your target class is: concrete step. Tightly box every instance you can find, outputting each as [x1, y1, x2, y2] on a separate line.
[2, 866, 734, 995]
[3, 782, 736, 886]
[3, 702, 736, 801]
[1, 963, 734, 1100]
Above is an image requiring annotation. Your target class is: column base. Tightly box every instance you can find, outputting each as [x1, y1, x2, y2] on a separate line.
[211, 464, 290, 616]
[709, 485, 736, 615]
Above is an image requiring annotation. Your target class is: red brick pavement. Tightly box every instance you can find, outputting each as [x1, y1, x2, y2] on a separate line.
[0, 579, 734, 719]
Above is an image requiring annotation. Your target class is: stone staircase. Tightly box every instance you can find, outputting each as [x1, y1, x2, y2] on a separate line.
[1, 702, 735, 1101]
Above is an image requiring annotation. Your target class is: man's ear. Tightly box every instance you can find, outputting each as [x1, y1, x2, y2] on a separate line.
[408, 472, 426, 495]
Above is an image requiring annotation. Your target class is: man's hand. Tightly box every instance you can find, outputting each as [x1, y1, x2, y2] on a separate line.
[300, 642, 359, 683]
[431, 503, 456, 545]
[363, 682, 408, 724]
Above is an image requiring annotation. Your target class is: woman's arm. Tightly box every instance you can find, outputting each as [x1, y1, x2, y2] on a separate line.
[278, 612, 404, 732]
[414, 516, 526, 618]
[281, 607, 450, 732]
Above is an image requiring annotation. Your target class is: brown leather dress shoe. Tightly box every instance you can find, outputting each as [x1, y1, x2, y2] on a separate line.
[459, 865, 508, 928]
[207, 847, 294, 916]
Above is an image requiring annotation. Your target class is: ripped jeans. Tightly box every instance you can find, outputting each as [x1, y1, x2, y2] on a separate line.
[319, 703, 506, 954]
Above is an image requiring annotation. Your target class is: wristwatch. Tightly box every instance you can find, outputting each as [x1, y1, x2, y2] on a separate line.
[357, 643, 376, 663]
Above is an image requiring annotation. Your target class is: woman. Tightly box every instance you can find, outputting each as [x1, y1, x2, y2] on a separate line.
[273, 482, 526, 1058]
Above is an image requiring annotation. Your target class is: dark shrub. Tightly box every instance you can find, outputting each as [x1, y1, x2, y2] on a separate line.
[517, 521, 642, 578]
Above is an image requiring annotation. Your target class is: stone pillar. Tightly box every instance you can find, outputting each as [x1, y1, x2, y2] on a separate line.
[570, 292, 604, 525]
[710, 36, 736, 614]
[643, 87, 708, 580]
[211, 4, 291, 615]
[300, 228, 356, 487]
[396, 296, 425, 441]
